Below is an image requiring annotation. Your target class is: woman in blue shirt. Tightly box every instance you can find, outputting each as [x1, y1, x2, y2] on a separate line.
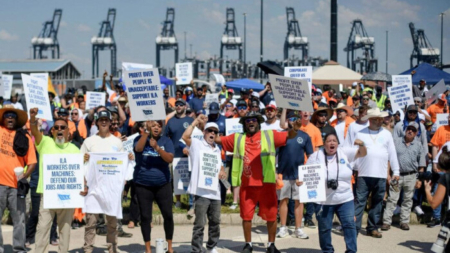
[134, 120, 175, 253]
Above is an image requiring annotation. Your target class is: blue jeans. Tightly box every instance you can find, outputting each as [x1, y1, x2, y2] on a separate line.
[354, 177, 386, 233]
[304, 202, 322, 221]
[432, 172, 444, 219]
[317, 200, 357, 253]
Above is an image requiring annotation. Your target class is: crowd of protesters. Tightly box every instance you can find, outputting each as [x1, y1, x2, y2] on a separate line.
[0, 72, 450, 253]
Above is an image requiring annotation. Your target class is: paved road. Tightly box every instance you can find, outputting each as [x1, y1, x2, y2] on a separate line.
[1, 224, 441, 253]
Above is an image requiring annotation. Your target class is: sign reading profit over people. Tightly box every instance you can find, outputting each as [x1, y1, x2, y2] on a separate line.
[268, 74, 313, 112]
[298, 164, 326, 203]
[124, 68, 165, 121]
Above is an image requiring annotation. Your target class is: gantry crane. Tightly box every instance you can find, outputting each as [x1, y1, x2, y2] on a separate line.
[283, 7, 308, 64]
[220, 8, 242, 74]
[156, 8, 178, 68]
[31, 9, 62, 59]
[344, 20, 377, 73]
[91, 8, 117, 78]
[409, 22, 440, 68]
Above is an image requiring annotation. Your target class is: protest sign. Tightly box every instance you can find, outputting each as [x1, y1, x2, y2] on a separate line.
[426, 79, 446, 105]
[124, 68, 165, 121]
[175, 62, 193, 85]
[0, 74, 3, 97]
[213, 74, 226, 86]
[268, 74, 313, 112]
[284, 66, 312, 92]
[225, 118, 242, 136]
[173, 158, 190, 195]
[392, 75, 412, 87]
[43, 154, 84, 209]
[436, 114, 449, 129]
[298, 164, 326, 203]
[122, 133, 139, 154]
[388, 84, 414, 114]
[85, 91, 106, 110]
[205, 93, 219, 108]
[30, 73, 49, 82]
[197, 151, 221, 191]
[21, 74, 53, 121]
[1, 74, 13, 99]
[122, 62, 153, 71]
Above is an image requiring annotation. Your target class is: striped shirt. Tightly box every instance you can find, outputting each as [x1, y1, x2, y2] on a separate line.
[394, 137, 426, 173]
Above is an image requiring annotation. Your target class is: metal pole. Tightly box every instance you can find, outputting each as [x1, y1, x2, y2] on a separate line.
[386, 30, 388, 73]
[441, 13, 444, 68]
[260, 0, 263, 81]
[190, 44, 192, 58]
[244, 13, 246, 63]
[184, 31, 187, 59]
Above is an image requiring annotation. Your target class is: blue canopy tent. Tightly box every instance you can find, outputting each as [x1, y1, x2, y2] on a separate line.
[399, 63, 450, 85]
[225, 78, 264, 92]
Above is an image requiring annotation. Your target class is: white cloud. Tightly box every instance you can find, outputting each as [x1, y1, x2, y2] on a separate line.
[77, 24, 92, 32]
[59, 21, 68, 27]
[0, 29, 18, 41]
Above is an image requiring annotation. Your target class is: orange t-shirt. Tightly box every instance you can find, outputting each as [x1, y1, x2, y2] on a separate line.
[323, 91, 331, 102]
[221, 130, 287, 187]
[0, 126, 37, 188]
[300, 122, 323, 150]
[112, 131, 121, 137]
[431, 125, 450, 151]
[427, 104, 445, 123]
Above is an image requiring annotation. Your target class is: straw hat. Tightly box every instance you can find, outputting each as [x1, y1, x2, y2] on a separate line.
[311, 107, 333, 124]
[334, 103, 353, 117]
[361, 107, 389, 121]
[0, 105, 28, 128]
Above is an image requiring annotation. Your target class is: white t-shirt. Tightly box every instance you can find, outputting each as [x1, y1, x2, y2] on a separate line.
[335, 120, 346, 147]
[261, 119, 282, 131]
[354, 127, 400, 178]
[344, 121, 369, 147]
[187, 138, 221, 200]
[12, 102, 23, 110]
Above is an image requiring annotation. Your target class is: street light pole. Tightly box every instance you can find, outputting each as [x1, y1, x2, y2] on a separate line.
[386, 30, 388, 73]
[260, 0, 263, 82]
[184, 31, 187, 59]
[440, 12, 444, 68]
[244, 13, 246, 63]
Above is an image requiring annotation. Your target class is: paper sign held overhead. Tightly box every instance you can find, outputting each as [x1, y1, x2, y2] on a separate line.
[426, 79, 446, 105]
[284, 66, 312, 92]
[392, 75, 412, 87]
[176, 62, 193, 85]
[205, 94, 219, 108]
[388, 84, 414, 114]
[21, 74, 53, 121]
[85, 91, 106, 110]
[268, 74, 313, 112]
[436, 113, 449, 129]
[298, 164, 326, 203]
[1, 75, 13, 99]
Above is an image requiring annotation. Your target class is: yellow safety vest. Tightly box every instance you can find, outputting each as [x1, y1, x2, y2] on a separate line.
[376, 94, 386, 110]
[231, 130, 276, 186]
[220, 90, 228, 99]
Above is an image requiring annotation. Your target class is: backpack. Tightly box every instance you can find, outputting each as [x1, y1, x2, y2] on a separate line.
[13, 128, 30, 157]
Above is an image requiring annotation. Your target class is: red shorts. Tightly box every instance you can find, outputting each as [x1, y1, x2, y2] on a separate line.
[239, 184, 278, 221]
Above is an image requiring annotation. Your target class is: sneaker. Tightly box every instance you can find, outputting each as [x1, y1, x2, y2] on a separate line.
[187, 208, 195, 220]
[118, 230, 133, 238]
[50, 239, 59, 246]
[393, 205, 401, 215]
[427, 218, 441, 228]
[207, 247, 219, 253]
[293, 228, 309, 239]
[288, 219, 296, 230]
[304, 219, 316, 228]
[175, 201, 182, 209]
[266, 244, 281, 253]
[276, 227, 288, 238]
[414, 206, 425, 216]
[229, 202, 238, 210]
[380, 224, 391, 231]
[241, 243, 253, 253]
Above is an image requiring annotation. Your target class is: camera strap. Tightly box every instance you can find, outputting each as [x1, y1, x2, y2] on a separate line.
[323, 149, 339, 184]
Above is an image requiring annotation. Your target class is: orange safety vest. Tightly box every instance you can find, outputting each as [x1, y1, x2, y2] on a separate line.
[330, 116, 355, 139]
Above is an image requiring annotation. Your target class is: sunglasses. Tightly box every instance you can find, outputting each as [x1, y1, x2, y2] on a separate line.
[71, 112, 78, 115]
[111, 122, 120, 126]
[266, 108, 275, 112]
[206, 128, 219, 134]
[288, 117, 298, 122]
[53, 125, 67, 131]
[317, 113, 328, 117]
[225, 104, 233, 108]
[3, 112, 17, 119]
[406, 127, 417, 133]
[245, 118, 258, 124]
[175, 103, 185, 107]
[408, 111, 418, 114]
[336, 109, 346, 114]
[237, 106, 248, 110]
[362, 98, 369, 101]
[252, 105, 259, 108]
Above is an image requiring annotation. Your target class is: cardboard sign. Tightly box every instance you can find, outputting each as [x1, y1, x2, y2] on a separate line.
[388, 84, 414, 114]
[426, 79, 446, 105]
[268, 74, 313, 112]
[205, 94, 219, 108]
[175, 62, 193, 85]
[173, 158, 190, 195]
[85, 91, 106, 110]
[298, 164, 326, 203]
[392, 75, 412, 87]
[436, 113, 449, 129]
[122, 133, 139, 153]
[1, 74, 13, 99]
[21, 74, 53, 120]
[284, 66, 312, 92]
[197, 151, 221, 191]
[43, 154, 85, 209]
[124, 68, 165, 121]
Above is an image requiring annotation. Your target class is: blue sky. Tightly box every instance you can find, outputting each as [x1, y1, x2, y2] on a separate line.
[0, 0, 449, 78]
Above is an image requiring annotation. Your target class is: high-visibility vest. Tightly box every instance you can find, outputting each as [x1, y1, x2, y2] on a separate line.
[231, 130, 276, 186]
[219, 90, 228, 99]
[376, 94, 387, 110]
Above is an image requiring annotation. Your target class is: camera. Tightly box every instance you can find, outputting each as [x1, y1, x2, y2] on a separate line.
[327, 179, 338, 190]
[417, 171, 441, 184]
[431, 210, 450, 252]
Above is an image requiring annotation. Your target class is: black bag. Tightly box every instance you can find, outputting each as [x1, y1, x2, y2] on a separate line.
[13, 128, 30, 157]
[17, 178, 30, 197]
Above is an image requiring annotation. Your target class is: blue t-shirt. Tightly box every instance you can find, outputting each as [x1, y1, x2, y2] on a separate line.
[165, 116, 194, 157]
[133, 135, 174, 187]
[277, 130, 313, 180]
[188, 97, 205, 112]
[261, 91, 274, 106]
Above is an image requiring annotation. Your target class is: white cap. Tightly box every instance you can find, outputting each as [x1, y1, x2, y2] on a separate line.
[316, 88, 323, 93]
[205, 122, 219, 131]
[251, 91, 260, 98]
[352, 82, 357, 87]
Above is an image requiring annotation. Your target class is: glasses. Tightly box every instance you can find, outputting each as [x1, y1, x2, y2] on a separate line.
[175, 104, 185, 107]
[3, 112, 17, 119]
[252, 105, 259, 108]
[225, 104, 233, 108]
[206, 129, 219, 134]
[53, 125, 67, 131]
[362, 98, 369, 101]
[111, 122, 119, 126]
[245, 118, 257, 124]
[336, 109, 346, 114]
[288, 117, 298, 122]
[317, 113, 328, 117]
[408, 111, 418, 114]
[266, 108, 275, 112]
[237, 106, 247, 111]
[71, 113, 78, 115]
[406, 127, 417, 133]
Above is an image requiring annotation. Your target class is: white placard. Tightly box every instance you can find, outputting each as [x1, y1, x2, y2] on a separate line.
[2, 74, 13, 99]
[85, 91, 106, 110]
[298, 164, 326, 203]
[225, 118, 242, 136]
[122, 133, 139, 154]
[30, 73, 49, 83]
[21, 74, 53, 120]
[124, 68, 165, 121]
[426, 79, 446, 105]
[388, 84, 414, 114]
[436, 113, 449, 129]
[284, 66, 312, 92]
[197, 151, 221, 191]
[122, 62, 153, 71]
[268, 74, 313, 112]
[392, 75, 412, 87]
[43, 154, 85, 209]
[205, 94, 219, 108]
[176, 62, 193, 85]
[173, 158, 190, 195]
[213, 74, 226, 86]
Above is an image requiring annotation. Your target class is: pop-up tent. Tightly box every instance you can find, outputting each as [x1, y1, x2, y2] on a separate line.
[312, 61, 366, 86]
[399, 63, 450, 85]
[225, 78, 265, 92]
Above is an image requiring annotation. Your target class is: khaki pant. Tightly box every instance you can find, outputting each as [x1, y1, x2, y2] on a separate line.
[83, 213, 117, 253]
[34, 196, 74, 253]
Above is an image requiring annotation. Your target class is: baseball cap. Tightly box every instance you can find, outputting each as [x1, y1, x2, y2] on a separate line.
[406, 122, 419, 131]
[439, 93, 446, 101]
[209, 102, 220, 114]
[57, 108, 69, 116]
[266, 101, 277, 109]
[97, 110, 111, 120]
[240, 88, 249, 94]
[414, 97, 422, 102]
[236, 99, 247, 107]
[287, 111, 299, 118]
[406, 105, 418, 112]
[205, 122, 219, 131]
[420, 79, 426, 83]
[118, 96, 127, 103]
[251, 100, 259, 107]
[352, 82, 358, 87]
[175, 98, 186, 105]
[227, 88, 234, 94]
[251, 91, 260, 98]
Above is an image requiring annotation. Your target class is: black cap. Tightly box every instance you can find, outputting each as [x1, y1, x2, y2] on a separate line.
[287, 111, 299, 118]
[57, 108, 69, 116]
[407, 104, 418, 112]
[236, 99, 247, 107]
[251, 100, 259, 107]
[97, 110, 111, 120]
[209, 102, 220, 114]
[240, 88, 249, 94]
[175, 98, 186, 105]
